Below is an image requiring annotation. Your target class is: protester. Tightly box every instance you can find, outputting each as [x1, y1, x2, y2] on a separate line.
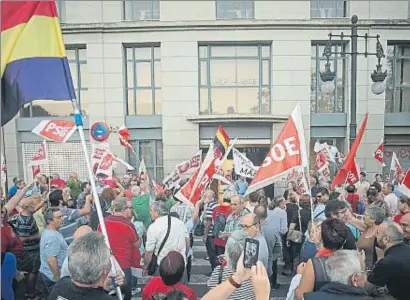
[142, 251, 197, 300]
[14, 197, 41, 299]
[48, 231, 124, 299]
[398, 212, 410, 244]
[234, 176, 248, 197]
[38, 207, 68, 298]
[246, 191, 260, 213]
[207, 230, 255, 300]
[98, 198, 140, 300]
[50, 174, 65, 190]
[254, 204, 282, 289]
[346, 184, 360, 214]
[394, 195, 410, 223]
[203, 189, 220, 271]
[211, 193, 233, 260]
[221, 195, 248, 239]
[365, 222, 410, 300]
[303, 250, 367, 299]
[313, 188, 329, 221]
[96, 176, 110, 195]
[382, 183, 398, 214]
[131, 184, 151, 229]
[144, 201, 188, 282]
[67, 172, 81, 199]
[7, 177, 19, 198]
[358, 172, 371, 200]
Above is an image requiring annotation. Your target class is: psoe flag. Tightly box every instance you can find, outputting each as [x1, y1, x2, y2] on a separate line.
[1, 1, 76, 126]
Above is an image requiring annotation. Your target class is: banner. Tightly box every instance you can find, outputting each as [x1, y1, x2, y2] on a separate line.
[152, 179, 165, 195]
[91, 144, 110, 176]
[28, 141, 48, 166]
[118, 125, 135, 154]
[32, 165, 41, 178]
[314, 151, 331, 182]
[233, 148, 258, 179]
[163, 150, 202, 190]
[373, 139, 385, 166]
[1, 153, 7, 184]
[332, 114, 368, 189]
[32, 120, 76, 143]
[246, 105, 308, 196]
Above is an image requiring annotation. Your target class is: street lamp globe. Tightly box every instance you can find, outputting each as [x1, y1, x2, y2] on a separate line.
[321, 80, 335, 94]
[371, 81, 385, 95]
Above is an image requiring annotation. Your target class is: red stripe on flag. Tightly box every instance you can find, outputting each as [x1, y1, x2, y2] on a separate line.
[1, 1, 58, 31]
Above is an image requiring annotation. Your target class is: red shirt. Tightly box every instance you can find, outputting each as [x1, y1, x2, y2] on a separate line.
[212, 204, 232, 247]
[1, 224, 24, 258]
[50, 179, 65, 189]
[347, 193, 360, 214]
[97, 215, 140, 269]
[142, 277, 197, 300]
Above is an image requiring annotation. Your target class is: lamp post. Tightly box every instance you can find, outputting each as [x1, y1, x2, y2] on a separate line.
[320, 14, 387, 149]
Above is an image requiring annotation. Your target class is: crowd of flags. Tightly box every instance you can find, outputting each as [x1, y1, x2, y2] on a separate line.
[1, 1, 410, 202]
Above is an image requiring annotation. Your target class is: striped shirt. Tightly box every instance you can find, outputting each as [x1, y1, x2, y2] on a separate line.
[170, 204, 193, 223]
[207, 266, 255, 300]
[205, 202, 218, 236]
[15, 214, 40, 252]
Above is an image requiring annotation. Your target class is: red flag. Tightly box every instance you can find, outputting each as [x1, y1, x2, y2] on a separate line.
[332, 114, 368, 189]
[32, 120, 76, 143]
[373, 139, 385, 166]
[175, 150, 216, 205]
[346, 159, 360, 185]
[29, 141, 47, 166]
[118, 126, 135, 153]
[246, 105, 308, 195]
[32, 165, 41, 177]
[398, 170, 410, 197]
[152, 179, 165, 195]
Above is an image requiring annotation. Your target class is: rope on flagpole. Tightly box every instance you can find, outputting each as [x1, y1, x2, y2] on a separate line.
[72, 99, 123, 300]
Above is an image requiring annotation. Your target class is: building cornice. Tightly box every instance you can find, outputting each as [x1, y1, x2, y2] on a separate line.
[61, 19, 410, 34]
[186, 114, 288, 124]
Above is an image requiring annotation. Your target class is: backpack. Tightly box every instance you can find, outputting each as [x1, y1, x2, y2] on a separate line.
[212, 208, 227, 237]
[357, 200, 366, 215]
[312, 256, 330, 291]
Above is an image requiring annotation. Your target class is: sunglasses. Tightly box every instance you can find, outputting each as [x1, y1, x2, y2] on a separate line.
[240, 223, 257, 229]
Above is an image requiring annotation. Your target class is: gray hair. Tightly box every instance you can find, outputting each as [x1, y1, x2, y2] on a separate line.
[112, 198, 128, 213]
[68, 232, 110, 284]
[325, 250, 363, 284]
[150, 200, 168, 217]
[269, 195, 284, 210]
[385, 222, 404, 242]
[225, 230, 248, 270]
[44, 207, 60, 225]
[366, 205, 386, 225]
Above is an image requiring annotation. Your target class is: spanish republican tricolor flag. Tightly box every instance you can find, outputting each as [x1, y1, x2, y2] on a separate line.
[1, 1, 75, 126]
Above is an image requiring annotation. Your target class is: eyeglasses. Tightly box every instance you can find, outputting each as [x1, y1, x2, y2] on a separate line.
[399, 222, 410, 228]
[240, 223, 257, 229]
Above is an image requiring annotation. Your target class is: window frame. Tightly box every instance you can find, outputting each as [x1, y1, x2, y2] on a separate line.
[122, 0, 160, 21]
[127, 140, 164, 182]
[56, 0, 66, 23]
[124, 44, 161, 116]
[310, 0, 347, 18]
[21, 45, 87, 117]
[198, 43, 272, 115]
[386, 42, 410, 113]
[215, 0, 255, 19]
[311, 43, 347, 113]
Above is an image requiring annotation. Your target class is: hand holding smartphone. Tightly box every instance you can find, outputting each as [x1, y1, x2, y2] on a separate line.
[243, 238, 259, 268]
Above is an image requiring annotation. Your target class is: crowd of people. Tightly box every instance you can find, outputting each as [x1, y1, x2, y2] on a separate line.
[1, 169, 410, 300]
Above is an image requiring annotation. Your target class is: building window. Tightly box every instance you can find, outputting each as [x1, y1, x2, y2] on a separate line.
[310, 1, 347, 18]
[128, 140, 164, 182]
[56, 0, 65, 22]
[124, 45, 161, 115]
[311, 44, 346, 113]
[385, 43, 410, 113]
[199, 44, 271, 115]
[309, 138, 345, 176]
[216, 0, 254, 19]
[21, 46, 87, 117]
[123, 0, 160, 21]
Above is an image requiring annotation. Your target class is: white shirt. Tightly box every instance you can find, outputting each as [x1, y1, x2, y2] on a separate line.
[384, 192, 398, 214]
[146, 216, 188, 265]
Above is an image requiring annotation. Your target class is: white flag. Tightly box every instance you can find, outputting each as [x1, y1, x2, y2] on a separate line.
[233, 148, 258, 179]
[139, 158, 147, 175]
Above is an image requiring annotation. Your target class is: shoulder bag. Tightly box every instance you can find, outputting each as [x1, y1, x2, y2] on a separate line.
[286, 206, 303, 244]
[147, 215, 172, 275]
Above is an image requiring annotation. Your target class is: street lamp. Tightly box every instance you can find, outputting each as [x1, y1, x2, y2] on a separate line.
[320, 14, 387, 149]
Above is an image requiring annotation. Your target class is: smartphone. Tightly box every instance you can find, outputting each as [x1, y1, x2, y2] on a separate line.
[243, 238, 259, 268]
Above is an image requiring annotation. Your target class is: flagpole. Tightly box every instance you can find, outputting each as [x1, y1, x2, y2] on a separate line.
[72, 99, 123, 300]
[44, 140, 52, 192]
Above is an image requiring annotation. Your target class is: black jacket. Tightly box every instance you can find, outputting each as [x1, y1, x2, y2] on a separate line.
[304, 282, 367, 300]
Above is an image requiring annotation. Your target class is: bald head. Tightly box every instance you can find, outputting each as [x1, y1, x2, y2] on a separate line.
[73, 225, 93, 240]
[240, 213, 260, 237]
